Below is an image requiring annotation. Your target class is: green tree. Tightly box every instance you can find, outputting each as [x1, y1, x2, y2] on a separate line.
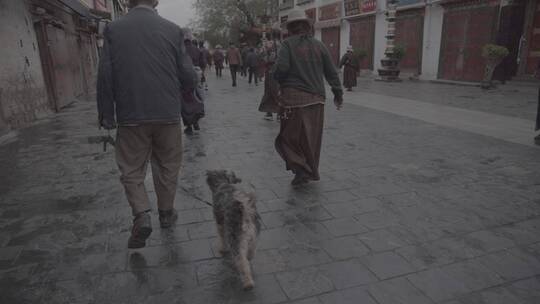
[192, 0, 278, 47]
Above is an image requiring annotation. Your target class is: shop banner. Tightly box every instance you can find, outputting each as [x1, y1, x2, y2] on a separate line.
[344, 0, 377, 16]
[319, 2, 341, 21]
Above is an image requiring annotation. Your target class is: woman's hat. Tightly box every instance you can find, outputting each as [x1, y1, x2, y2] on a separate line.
[347, 46, 354, 52]
[216, 44, 222, 49]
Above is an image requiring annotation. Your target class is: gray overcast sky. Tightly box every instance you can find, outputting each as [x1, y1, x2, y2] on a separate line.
[157, 0, 196, 28]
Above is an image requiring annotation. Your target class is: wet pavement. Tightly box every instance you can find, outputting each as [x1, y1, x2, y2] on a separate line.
[1, 72, 540, 304]
[355, 76, 538, 121]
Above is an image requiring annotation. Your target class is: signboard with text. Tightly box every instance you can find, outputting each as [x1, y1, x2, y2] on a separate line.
[93, 0, 109, 12]
[319, 2, 341, 21]
[344, 0, 377, 16]
[305, 8, 316, 22]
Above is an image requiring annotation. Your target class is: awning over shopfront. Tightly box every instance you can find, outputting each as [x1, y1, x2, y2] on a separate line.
[58, 0, 91, 17]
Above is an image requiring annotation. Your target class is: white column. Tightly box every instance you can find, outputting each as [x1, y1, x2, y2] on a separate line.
[420, 2, 444, 80]
[340, 19, 350, 59]
[314, 27, 321, 40]
[373, 0, 389, 73]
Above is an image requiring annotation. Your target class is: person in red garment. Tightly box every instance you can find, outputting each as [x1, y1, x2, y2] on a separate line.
[273, 9, 343, 186]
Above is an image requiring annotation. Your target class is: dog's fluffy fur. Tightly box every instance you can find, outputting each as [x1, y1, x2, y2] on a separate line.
[206, 170, 261, 290]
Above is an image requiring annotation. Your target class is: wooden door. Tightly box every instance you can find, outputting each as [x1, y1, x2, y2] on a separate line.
[395, 9, 424, 74]
[322, 27, 341, 67]
[349, 16, 375, 70]
[439, 4, 498, 82]
[494, 3, 526, 81]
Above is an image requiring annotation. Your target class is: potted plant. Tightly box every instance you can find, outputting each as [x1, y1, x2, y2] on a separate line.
[392, 45, 406, 62]
[481, 44, 509, 89]
[353, 48, 367, 74]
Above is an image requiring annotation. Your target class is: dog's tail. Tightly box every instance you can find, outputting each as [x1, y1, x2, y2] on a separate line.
[233, 191, 256, 206]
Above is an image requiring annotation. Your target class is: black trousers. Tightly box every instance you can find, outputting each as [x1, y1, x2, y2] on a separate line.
[230, 64, 239, 85]
[248, 67, 258, 85]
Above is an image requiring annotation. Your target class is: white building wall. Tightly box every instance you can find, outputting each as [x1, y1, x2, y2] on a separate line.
[0, 0, 50, 133]
[420, 2, 444, 80]
[340, 18, 350, 59]
[373, 0, 389, 74]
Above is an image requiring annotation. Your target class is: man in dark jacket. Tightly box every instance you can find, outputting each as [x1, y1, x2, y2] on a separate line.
[245, 48, 259, 85]
[97, 0, 197, 249]
[185, 39, 202, 68]
[240, 43, 249, 77]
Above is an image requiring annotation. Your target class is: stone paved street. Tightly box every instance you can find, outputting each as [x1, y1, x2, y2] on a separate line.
[1, 72, 540, 304]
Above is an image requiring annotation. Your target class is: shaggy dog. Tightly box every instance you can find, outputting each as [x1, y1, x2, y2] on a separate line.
[206, 170, 261, 290]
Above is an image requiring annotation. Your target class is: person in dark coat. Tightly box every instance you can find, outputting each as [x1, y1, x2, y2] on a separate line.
[185, 39, 202, 68]
[246, 48, 260, 85]
[227, 42, 242, 87]
[181, 67, 205, 135]
[339, 46, 359, 91]
[273, 9, 343, 186]
[534, 61, 540, 146]
[97, 0, 197, 248]
[258, 41, 280, 121]
[199, 41, 210, 90]
[213, 45, 225, 77]
[241, 43, 249, 77]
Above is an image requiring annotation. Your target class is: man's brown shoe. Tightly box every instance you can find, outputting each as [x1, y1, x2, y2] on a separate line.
[128, 212, 152, 249]
[159, 209, 178, 228]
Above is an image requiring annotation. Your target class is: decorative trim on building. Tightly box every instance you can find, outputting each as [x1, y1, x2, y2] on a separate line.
[279, 0, 295, 11]
[314, 19, 341, 29]
[319, 2, 341, 21]
[296, 0, 315, 5]
[440, 0, 499, 9]
[343, 11, 376, 20]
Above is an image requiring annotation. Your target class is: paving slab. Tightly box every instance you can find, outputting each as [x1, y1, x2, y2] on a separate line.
[1, 73, 540, 303]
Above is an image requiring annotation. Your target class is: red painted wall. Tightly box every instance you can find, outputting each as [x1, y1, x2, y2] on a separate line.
[439, 2, 498, 82]
[526, 3, 540, 74]
[349, 16, 375, 70]
[322, 27, 341, 66]
[395, 9, 424, 74]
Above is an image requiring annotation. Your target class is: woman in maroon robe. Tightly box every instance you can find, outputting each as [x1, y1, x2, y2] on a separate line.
[339, 46, 359, 91]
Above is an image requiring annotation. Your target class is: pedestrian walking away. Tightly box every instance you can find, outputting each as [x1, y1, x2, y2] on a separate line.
[258, 41, 280, 121]
[213, 45, 225, 78]
[199, 41, 210, 90]
[97, 0, 197, 249]
[185, 38, 202, 68]
[273, 9, 343, 186]
[181, 67, 205, 135]
[340, 46, 359, 91]
[535, 60, 540, 145]
[227, 42, 242, 87]
[246, 48, 259, 86]
[241, 43, 249, 77]
[257, 46, 267, 82]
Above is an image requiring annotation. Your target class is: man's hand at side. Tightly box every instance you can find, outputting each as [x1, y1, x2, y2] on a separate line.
[100, 117, 117, 130]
